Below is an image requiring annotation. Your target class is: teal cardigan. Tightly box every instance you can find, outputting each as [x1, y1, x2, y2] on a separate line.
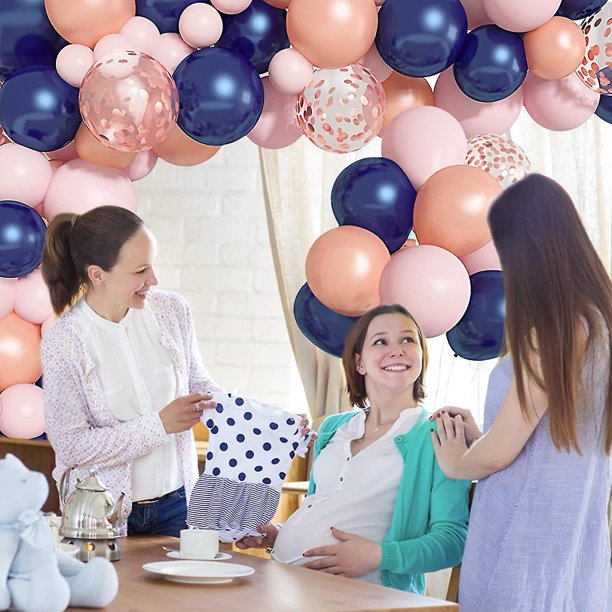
[307, 410, 471, 594]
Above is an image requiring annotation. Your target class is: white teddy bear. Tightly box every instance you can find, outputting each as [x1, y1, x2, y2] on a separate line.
[0, 454, 119, 611]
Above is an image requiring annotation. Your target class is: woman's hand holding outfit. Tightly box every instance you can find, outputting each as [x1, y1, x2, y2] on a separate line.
[159, 392, 215, 434]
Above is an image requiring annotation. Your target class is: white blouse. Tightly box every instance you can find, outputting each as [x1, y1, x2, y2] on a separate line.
[272, 407, 423, 585]
[72, 298, 183, 501]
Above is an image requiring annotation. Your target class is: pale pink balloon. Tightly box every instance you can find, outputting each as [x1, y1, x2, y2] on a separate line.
[179, 3, 223, 48]
[41, 313, 59, 338]
[483, 0, 560, 32]
[460, 240, 502, 276]
[0, 384, 45, 439]
[379, 245, 471, 338]
[14, 270, 53, 325]
[381, 106, 467, 190]
[0, 278, 17, 320]
[44, 159, 137, 219]
[523, 72, 599, 131]
[120, 16, 161, 56]
[46, 140, 78, 162]
[125, 150, 158, 180]
[152, 33, 195, 74]
[461, 0, 491, 30]
[357, 44, 393, 83]
[268, 48, 313, 95]
[80, 50, 179, 152]
[211, 0, 252, 14]
[248, 77, 301, 149]
[49, 160, 64, 172]
[434, 68, 522, 138]
[55, 44, 94, 87]
[0, 144, 53, 207]
[33, 201, 46, 219]
[93, 33, 134, 61]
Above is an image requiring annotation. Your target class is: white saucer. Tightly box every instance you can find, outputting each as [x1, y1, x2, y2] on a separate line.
[143, 560, 254, 584]
[166, 551, 232, 561]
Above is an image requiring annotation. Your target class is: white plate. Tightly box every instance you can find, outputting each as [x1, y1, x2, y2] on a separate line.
[166, 551, 232, 561]
[142, 560, 255, 584]
[58, 543, 79, 557]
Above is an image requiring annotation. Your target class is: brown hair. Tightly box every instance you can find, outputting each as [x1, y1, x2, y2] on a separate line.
[42, 206, 145, 315]
[342, 304, 429, 408]
[488, 174, 612, 453]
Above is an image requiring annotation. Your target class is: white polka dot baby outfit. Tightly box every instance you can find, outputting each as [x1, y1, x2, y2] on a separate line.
[187, 391, 312, 542]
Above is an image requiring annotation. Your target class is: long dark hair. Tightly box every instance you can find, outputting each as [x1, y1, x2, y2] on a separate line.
[42, 206, 144, 315]
[488, 174, 612, 453]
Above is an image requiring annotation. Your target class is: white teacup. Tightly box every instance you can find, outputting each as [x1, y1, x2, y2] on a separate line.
[180, 528, 219, 560]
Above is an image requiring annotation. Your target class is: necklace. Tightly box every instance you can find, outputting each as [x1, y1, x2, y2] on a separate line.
[355, 420, 393, 443]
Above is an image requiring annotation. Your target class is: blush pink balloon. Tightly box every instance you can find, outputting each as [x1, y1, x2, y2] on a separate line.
[0, 144, 53, 207]
[381, 106, 467, 190]
[93, 33, 133, 61]
[179, 3, 223, 48]
[55, 44, 94, 87]
[459, 240, 502, 275]
[248, 77, 301, 149]
[14, 270, 54, 325]
[125, 150, 158, 180]
[46, 139, 78, 162]
[461, 0, 491, 29]
[0, 278, 17, 320]
[434, 68, 522, 138]
[483, 0, 560, 32]
[211, 0, 252, 14]
[152, 33, 195, 74]
[120, 16, 161, 56]
[357, 44, 393, 83]
[44, 159, 137, 219]
[523, 72, 599, 131]
[0, 384, 45, 439]
[379, 245, 471, 338]
[268, 48, 313, 95]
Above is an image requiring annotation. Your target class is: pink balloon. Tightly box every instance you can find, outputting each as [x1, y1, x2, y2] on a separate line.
[268, 48, 313, 95]
[248, 77, 302, 149]
[0, 384, 45, 439]
[120, 16, 161, 56]
[55, 44, 94, 87]
[483, 0, 561, 32]
[44, 159, 137, 219]
[381, 106, 467, 190]
[152, 33, 195, 74]
[14, 270, 54, 325]
[125, 150, 158, 180]
[33, 201, 46, 219]
[379, 245, 471, 338]
[461, 0, 492, 29]
[0, 278, 17, 320]
[0, 144, 53, 207]
[46, 140, 78, 162]
[523, 72, 599, 131]
[211, 0, 252, 14]
[460, 240, 502, 276]
[434, 68, 522, 138]
[93, 33, 134, 61]
[179, 3, 223, 48]
[357, 44, 392, 83]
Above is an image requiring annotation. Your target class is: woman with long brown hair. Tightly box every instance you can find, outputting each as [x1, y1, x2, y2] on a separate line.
[431, 174, 612, 611]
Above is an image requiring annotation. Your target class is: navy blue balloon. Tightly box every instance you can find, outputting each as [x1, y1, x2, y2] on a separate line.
[174, 47, 264, 146]
[0, 66, 80, 152]
[0, 0, 67, 81]
[331, 158, 416, 254]
[0, 201, 47, 278]
[595, 94, 612, 124]
[216, 0, 290, 74]
[446, 271, 505, 361]
[135, 0, 207, 33]
[556, 0, 607, 20]
[294, 284, 358, 358]
[454, 25, 527, 103]
[375, 0, 468, 77]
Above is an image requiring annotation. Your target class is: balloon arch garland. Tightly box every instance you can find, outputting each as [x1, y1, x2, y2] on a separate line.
[0, 0, 610, 438]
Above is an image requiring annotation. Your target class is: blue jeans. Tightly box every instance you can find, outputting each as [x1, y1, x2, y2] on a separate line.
[127, 486, 187, 538]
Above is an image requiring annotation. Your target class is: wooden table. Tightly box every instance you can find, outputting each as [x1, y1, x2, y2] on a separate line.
[71, 536, 459, 612]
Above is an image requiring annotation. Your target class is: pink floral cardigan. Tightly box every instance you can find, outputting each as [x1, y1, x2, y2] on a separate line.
[41, 289, 223, 535]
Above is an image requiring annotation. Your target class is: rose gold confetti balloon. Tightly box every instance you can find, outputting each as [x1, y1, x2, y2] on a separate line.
[466, 134, 531, 190]
[577, 4, 612, 95]
[296, 64, 385, 154]
[79, 50, 179, 153]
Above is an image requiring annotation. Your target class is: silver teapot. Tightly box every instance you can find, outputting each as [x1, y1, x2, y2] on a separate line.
[59, 467, 125, 561]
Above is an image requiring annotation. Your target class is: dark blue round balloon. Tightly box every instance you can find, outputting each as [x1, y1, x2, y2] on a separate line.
[331, 157, 416, 254]
[375, 0, 468, 77]
[174, 47, 264, 146]
[0, 201, 47, 278]
[446, 270, 505, 361]
[453, 25, 527, 103]
[0, 66, 80, 152]
[556, 0, 607, 20]
[294, 284, 358, 358]
[595, 94, 612, 124]
[135, 0, 207, 33]
[0, 0, 67, 81]
[216, 0, 290, 74]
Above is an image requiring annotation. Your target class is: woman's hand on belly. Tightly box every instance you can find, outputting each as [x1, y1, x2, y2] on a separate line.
[302, 527, 382, 578]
